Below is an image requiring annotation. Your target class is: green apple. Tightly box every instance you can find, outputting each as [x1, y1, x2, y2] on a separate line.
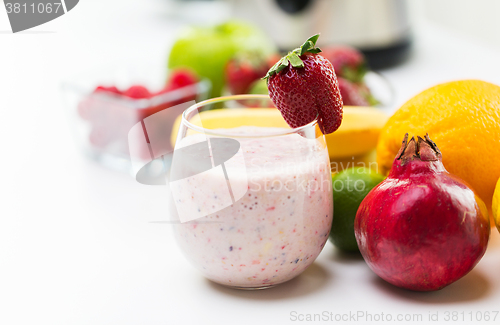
[248, 79, 269, 95]
[168, 20, 276, 98]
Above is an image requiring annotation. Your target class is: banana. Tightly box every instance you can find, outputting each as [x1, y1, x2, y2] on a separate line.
[171, 106, 388, 159]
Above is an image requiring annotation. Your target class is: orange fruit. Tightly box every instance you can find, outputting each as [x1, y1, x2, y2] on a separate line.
[493, 177, 500, 232]
[377, 80, 500, 209]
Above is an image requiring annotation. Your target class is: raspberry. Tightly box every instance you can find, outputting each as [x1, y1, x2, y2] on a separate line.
[166, 69, 198, 90]
[94, 85, 121, 94]
[123, 85, 151, 99]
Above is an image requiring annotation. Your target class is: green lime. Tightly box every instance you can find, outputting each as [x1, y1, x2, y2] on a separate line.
[329, 167, 385, 252]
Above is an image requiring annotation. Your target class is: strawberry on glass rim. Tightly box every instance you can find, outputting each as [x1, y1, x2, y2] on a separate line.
[263, 34, 343, 134]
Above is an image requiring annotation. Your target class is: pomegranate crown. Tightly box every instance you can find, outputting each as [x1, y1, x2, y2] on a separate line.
[396, 133, 442, 165]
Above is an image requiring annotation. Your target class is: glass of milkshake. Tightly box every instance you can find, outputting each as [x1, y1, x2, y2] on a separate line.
[169, 95, 333, 289]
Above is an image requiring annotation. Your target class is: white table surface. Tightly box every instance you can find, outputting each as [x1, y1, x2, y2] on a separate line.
[1, 1, 500, 324]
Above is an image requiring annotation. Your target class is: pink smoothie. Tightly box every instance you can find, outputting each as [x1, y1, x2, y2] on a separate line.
[171, 126, 333, 288]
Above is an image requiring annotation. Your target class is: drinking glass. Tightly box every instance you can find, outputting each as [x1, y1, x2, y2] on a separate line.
[169, 95, 333, 289]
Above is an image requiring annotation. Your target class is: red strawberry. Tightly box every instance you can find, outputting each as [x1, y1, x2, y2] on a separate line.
[320, 45, 367, 83]
[123, 85, 151, 99]
[264, 34, 343, 134]
[225, 54, 271, 95]
[337, 77, 369, 106]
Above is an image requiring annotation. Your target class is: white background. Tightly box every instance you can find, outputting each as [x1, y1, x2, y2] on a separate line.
[1, 1, 500, 324]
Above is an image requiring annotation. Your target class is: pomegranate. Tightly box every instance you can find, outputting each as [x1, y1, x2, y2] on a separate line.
[355, 134, 490, 291]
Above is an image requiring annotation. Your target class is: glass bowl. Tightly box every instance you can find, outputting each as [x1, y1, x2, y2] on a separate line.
[61, 67, 211, 173]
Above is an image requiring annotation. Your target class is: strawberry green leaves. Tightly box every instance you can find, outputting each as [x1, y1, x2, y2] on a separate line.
[263, 34, 322, 81]
[287, 53, 304, 68]
[299, 34, 322, 55]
